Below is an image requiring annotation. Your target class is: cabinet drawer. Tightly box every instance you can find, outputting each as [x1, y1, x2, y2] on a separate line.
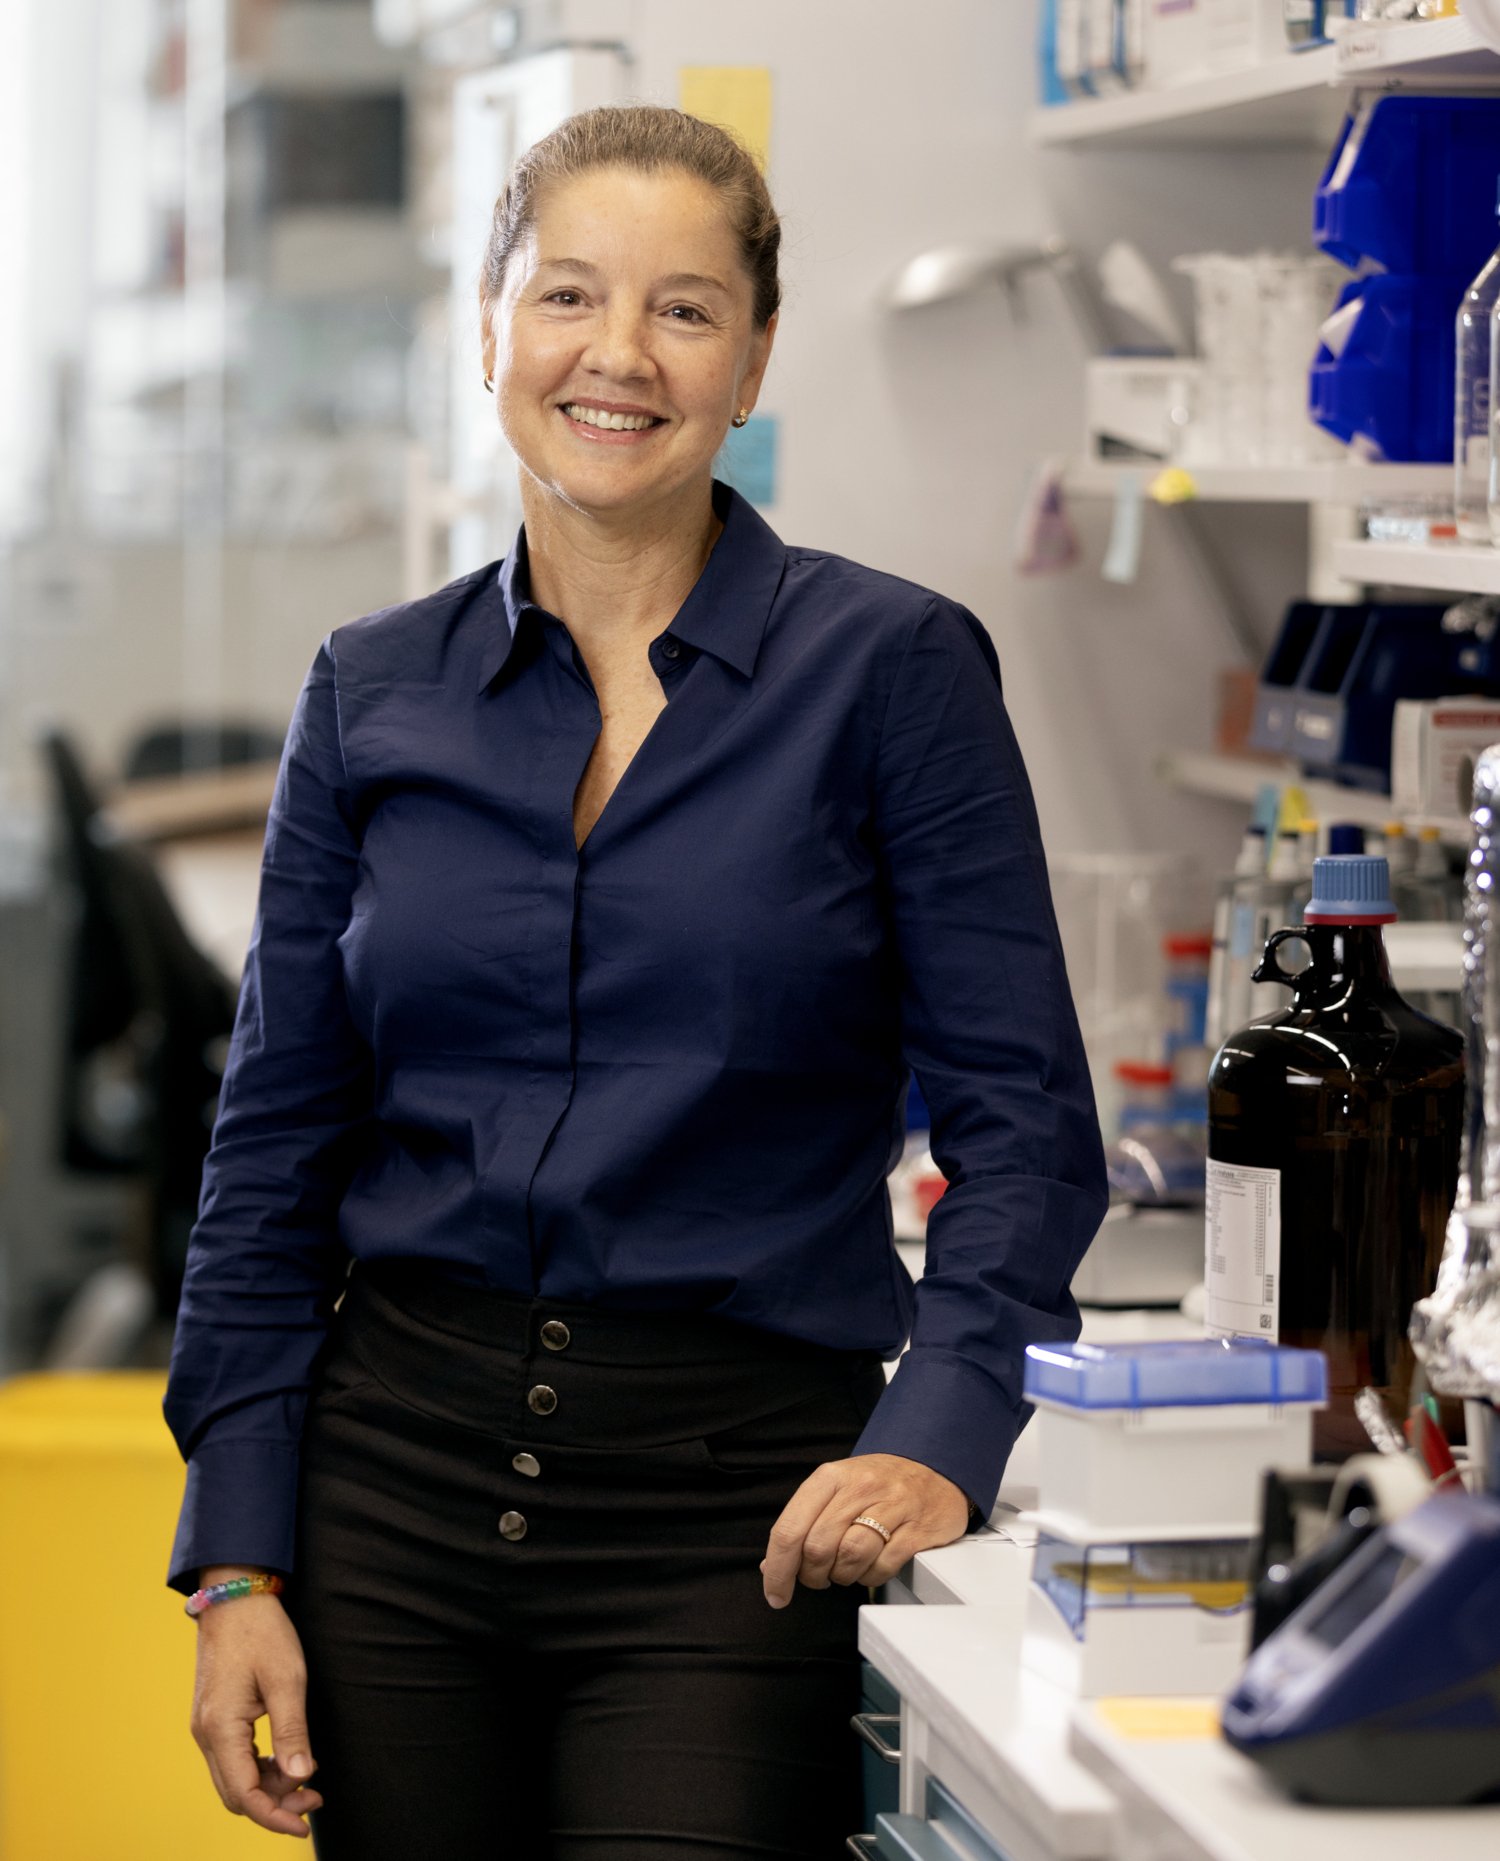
[853, 1778, 1018, 1861]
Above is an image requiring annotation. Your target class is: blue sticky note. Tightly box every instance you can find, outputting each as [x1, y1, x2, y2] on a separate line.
[717, 415, 779, 507]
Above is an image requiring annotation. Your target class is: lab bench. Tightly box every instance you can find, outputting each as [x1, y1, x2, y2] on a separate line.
[857, 1530, 1500, 1861]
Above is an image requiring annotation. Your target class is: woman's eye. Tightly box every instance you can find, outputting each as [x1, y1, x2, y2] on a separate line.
[544, 290, 583, 306]
[666, 305, 706, 323]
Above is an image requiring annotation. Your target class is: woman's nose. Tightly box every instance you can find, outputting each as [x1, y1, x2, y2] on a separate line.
[580, 307, 653, 381]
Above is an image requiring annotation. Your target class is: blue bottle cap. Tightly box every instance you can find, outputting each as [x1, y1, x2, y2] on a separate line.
[1327, 823, 1366, 855]
[1303, 854, 1397, 925]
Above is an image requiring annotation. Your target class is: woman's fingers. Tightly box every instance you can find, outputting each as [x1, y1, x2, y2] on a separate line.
[760, 1453, 972, 1604]
[191, 1598, 321, 1837]
[830, 1517, 897, 1586]
[198, 1709, 314, 1836]
[760, 1461, 841, 1606]
[263, 1668, 316, 1785]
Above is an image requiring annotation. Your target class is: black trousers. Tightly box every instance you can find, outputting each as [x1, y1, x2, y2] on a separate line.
[287, 1259, 890, 1860]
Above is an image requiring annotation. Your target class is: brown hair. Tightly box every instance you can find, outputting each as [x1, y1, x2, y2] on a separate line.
[478, 104, 782, 338]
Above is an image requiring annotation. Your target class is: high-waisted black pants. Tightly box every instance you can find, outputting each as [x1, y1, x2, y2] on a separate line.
[287, 1259, 890, 1860]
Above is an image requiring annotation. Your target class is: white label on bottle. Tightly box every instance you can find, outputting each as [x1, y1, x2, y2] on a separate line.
[1205, 1159, 1280, 1338]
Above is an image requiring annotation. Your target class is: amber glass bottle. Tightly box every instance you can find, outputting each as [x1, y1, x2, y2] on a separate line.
[1206, 855, 1463, 1457]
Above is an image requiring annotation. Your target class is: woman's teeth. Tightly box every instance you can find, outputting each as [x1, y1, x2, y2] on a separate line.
[562, 403, 660, 431]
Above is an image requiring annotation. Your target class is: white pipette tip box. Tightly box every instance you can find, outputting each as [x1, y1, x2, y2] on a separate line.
[1022, 1338, 1328, 1543]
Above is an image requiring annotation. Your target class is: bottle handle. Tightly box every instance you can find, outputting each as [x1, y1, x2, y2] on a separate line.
[1253, 927, 1311, 989]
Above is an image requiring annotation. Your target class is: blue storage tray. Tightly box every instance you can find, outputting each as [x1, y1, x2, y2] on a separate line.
[1309, 273, 1463, 463]
[1024, 1339, 1328, 1411]
[1315, 96, 1500, 277]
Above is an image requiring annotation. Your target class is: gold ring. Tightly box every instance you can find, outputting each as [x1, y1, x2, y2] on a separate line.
[851, 1514, 892, 1544]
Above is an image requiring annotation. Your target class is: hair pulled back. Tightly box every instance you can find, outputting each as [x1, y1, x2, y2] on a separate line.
[479, 104, 782, 333]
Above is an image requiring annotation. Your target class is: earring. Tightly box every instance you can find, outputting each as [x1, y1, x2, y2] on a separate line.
[483, 375, 495, 393]
[731, 408, 750, 428]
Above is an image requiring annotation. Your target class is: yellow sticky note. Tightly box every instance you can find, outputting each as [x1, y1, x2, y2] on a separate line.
[1096, 1699, 1221, 1741]
[678, 67, 772, 171]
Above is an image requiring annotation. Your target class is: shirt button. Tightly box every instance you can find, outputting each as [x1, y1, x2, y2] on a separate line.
[499, 1511, 528, 1541]
[661, 639, 681, 660]
[512, 1452, 541, 1478]
[527, 1384, 558, 1416]
[540, 1319, 571, 1351]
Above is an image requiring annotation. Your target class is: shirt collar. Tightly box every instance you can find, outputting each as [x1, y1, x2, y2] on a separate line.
[477, 479, 786, 693]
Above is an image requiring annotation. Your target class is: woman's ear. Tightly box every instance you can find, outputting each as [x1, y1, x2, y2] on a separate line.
[479, 297, 497, 386]
[737, 310, 778, 416]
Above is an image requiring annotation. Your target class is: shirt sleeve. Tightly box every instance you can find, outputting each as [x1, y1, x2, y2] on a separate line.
[850, 596, 1108, 1521]
[162, 636, 373, 1593]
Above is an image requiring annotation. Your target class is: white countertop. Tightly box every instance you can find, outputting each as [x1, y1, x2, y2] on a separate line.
[863, 1533, 1500, 1861]
[860, 1595, 1117, 1860]
[1070, 1696, 1500, 1861]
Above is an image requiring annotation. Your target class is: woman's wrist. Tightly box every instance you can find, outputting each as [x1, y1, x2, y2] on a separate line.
[186, 1570, 284, 1620]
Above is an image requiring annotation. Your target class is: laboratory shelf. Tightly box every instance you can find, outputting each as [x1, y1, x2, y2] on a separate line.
[1064, 459, 1451, 504]
[1334, 15, 1500, 86]
[1154, 747, 1469, 845]
[1029, 47, 1342, 149]
[1330, 539, 1500, 596]
[1030, 19, 1500, 152]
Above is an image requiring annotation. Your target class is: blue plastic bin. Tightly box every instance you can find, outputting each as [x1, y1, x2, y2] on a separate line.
[1309, 273, 1464, 463]
[1315, 96, 1500, 277]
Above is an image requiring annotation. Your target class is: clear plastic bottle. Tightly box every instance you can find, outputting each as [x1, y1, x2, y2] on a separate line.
[1381, 820, 1415, 882]
[1492, 284, 1500, 546]
[1460, 177, 1500, 542]
[1207, 826, 1268, 1054]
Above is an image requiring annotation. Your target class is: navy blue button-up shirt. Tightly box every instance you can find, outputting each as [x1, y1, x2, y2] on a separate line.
[163, 480, 1106, 1591]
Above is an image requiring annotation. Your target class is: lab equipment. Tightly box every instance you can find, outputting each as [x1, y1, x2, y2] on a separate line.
[1209, 856, 1464, 1457]
[1021, 1338, 1326, 1698]
[1411, 744, 1500, 1408]
[1222, 1492, 1500, 1807]
[1103, 1061, 1205, 1207]
[1174, 252, 1341, 468]
[1392, 693, 1500, 820]
[1069, 1202, 1205, 1307]
[1206, 825, 1267, 1055]
[1022, 1338, 1326, 1543]
[1456, 178, 1500, 542]
[1049, 853, 1207, 1140]
[1083, 357, 1202, 464]
[1248, 598, 1496, 791]
[1027, 1529, 1256, 1698]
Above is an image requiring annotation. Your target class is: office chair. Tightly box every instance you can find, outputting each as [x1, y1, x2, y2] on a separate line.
[122, 720, 284, 781]
[40, 732, 238, 1323]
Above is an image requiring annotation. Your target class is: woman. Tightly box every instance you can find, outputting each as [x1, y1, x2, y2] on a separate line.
[165, 105, 1106, 1858]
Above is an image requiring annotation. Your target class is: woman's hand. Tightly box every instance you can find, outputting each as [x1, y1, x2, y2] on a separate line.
[759, 1454, 972, 1606]
[190, 1569, 323, 1838]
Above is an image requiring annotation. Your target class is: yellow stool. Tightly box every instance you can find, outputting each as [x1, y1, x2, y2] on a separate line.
[0, 1373, 276, 1860]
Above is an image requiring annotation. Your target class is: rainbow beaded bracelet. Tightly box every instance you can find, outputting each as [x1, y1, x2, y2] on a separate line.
[183, 1572, 284, 1619]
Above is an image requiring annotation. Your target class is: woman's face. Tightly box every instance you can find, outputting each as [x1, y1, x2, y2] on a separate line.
[486, 165, 776, 521]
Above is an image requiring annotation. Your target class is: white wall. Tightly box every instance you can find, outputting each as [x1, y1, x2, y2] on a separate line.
[547, 0, 1326, 869]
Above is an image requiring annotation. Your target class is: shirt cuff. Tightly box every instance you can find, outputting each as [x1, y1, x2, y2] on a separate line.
[850, 1348, 1026, 1524]
[167, 1439, 301, 1595]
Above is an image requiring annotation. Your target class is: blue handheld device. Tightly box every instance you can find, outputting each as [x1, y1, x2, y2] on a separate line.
[1222, 1493, 1500, 1806]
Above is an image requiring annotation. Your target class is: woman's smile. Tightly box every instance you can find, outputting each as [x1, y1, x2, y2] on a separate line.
[557, 399, 670, 444]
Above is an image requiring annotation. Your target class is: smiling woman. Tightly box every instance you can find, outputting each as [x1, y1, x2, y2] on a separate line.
[164, 102, 1107, 1861]
[480, 114, 778, 543]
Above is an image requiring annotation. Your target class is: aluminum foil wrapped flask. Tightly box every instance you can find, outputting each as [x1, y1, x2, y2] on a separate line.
[1410, 745, 1500, 1398]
